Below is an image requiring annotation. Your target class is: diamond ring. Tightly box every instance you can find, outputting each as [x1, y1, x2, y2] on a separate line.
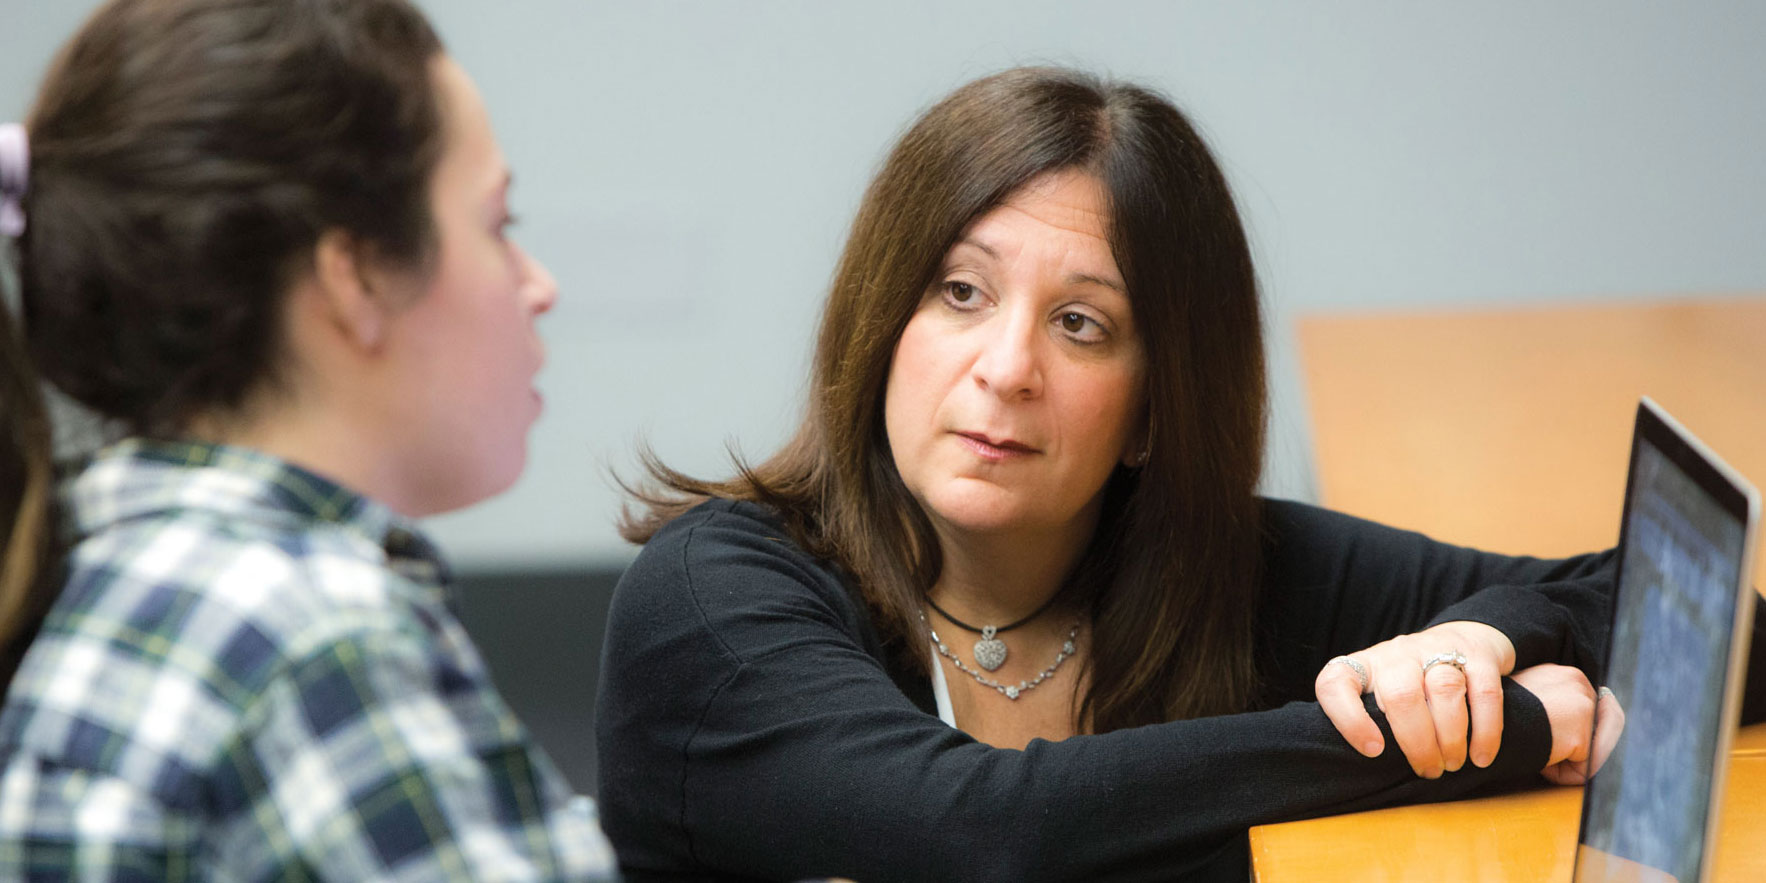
[1328, 655, 1370, 693]
[1421, 650, 1468, 676]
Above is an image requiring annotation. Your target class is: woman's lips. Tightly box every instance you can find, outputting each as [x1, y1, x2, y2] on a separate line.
[954, 432, 1038, 462]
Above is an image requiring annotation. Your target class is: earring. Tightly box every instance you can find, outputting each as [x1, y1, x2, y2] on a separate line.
[1132, 447, 1150, 467]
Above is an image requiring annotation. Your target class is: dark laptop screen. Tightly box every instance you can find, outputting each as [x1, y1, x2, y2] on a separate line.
[1577, 433, 1749, 881]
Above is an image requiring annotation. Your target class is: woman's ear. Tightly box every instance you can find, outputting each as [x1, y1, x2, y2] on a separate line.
[310, 230, 390, 352]
[1120, 411, 1152, 468]
[1121, 441, 1150, 469]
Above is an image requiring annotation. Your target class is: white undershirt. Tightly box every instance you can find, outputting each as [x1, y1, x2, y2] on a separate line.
[929, 646, 957, 727]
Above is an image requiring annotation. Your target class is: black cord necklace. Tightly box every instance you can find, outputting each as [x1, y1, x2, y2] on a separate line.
[924, 592, 1062, 673]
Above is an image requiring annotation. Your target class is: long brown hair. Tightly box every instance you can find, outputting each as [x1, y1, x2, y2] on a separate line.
[0, 287, 58, 684]
[622, 67, 1267, 732]
[0, 0, 445, 686]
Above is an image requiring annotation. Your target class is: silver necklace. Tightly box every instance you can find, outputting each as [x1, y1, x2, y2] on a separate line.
[921, 610, 1079, 701]
[924, 593, 1061, 671]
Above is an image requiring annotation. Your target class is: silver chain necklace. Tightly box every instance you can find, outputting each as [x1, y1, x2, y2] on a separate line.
[924, 593, 1060, 672]
[921, 610, 1079, 700]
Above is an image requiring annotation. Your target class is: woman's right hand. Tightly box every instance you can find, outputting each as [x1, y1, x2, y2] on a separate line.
[1508, 663, 1625, 785]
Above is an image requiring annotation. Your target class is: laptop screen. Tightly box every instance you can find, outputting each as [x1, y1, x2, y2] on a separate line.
[1576, 400, 1757, 882]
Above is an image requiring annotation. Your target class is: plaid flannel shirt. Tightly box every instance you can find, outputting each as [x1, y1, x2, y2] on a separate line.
[0, 439, 617, 881]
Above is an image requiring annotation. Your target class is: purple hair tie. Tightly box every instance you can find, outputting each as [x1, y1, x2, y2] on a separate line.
[0, 123, 29, 238]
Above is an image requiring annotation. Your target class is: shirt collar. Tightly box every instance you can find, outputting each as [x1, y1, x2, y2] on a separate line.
[65, 438, 451, 586]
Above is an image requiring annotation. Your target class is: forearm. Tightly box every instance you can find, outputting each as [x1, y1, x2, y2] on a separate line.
[1426, 550, 1617, 675]
[1259, 500, 1618, 699]
[662, 661, 1553, 883]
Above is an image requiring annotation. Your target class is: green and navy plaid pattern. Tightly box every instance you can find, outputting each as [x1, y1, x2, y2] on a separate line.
[0, 440, 617, 881]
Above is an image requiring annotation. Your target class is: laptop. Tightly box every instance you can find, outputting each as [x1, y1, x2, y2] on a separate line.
[1573, 397, 1761, 882]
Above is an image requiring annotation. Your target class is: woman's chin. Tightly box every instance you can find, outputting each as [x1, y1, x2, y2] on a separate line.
[409, 443, 529, 517]
[922, 489, 1045, 537]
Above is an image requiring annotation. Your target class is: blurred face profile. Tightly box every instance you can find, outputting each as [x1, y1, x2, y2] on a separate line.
[379, 56, 558, 515]
[883, 169, 1146, 545]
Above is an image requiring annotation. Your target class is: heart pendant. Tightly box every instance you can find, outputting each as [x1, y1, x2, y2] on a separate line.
[973, 626, 1008, 671]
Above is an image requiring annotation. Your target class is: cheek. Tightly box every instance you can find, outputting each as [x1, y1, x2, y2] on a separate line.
[427, 254, 527, 352]
[1065, 367, 1143, 457]
[882, 315, 950, 451]
[430, 217, 519, 297]
[882, 340, 919, 456]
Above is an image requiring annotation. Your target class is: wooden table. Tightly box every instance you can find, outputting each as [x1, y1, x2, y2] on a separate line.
[1274, 299, 1766, 879]
[1298, 296, 1766, 589]
[1248, 724, 1766, 880]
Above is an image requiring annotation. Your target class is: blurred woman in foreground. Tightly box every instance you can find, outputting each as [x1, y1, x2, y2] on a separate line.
[0, 0, 613, 877]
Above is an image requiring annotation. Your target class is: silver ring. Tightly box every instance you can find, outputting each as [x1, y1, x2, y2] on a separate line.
[1328, 655, 1370, 693]
[1420, 650, 1468, 676]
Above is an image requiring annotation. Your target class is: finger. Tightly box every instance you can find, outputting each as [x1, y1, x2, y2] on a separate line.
[1464, 658, 1505, 768]
[1587, 687, 1626, 778]
[1377, 669, 1444, 778]
[1317, 661, 1383, 758]
[1539, 760, 1585, 787]
[1559, 670, 1597, 769]
[1543, 709, 1599, 786]
[1560, 699, 1593, 767]
[1423, 662, 1470, 773]
[1542, 702, 1603, 787]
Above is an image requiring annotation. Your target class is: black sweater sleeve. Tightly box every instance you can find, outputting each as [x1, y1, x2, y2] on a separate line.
[596, 501, 1570, 883]
[1252, 501, 1766, 723]
[1253, 499, 1618, 703]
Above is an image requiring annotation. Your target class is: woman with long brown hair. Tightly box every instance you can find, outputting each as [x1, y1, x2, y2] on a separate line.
[0, 0, 612, 877]
[595, 67, 1644, 881]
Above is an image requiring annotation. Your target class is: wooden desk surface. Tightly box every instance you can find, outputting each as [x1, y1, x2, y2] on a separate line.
[1289, 298, 1764, 878]
[1299, 296, 1766, 588]
[1248, 724, 1766, 881]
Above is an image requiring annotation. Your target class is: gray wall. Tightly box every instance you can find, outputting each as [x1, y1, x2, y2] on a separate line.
[8, 2, 1765, 571]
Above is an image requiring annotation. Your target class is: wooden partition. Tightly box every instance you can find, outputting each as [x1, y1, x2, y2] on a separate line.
[1299, 295, 1766, 588]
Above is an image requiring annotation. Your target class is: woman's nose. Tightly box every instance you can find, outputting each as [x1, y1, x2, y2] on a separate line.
[516, 242, 558, 315]
[970, 311, 1042, 400]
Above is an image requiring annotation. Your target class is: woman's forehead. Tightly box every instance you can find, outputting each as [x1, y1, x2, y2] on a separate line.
[430, 56, 506, 199]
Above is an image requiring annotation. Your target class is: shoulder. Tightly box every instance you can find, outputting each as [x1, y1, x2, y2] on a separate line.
[4, 512, 455, 814]
[70, 506, 423, 651]
[621, 498, 857, 621]
[22, 505, 442, 738]
[638, 497, 827, 574]
[611, 498, 867, 666]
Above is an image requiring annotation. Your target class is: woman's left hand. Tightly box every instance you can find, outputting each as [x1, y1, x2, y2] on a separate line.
[1314, 620, 1517, 778]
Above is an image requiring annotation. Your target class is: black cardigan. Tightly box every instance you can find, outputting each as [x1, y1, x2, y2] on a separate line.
[594, 498, 1746, 881]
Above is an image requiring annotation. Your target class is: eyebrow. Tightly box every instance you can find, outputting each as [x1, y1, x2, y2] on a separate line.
[955, 236, 1001, 260]
[1068, 272, 1126, 294]
[953, 235, 1127, 294]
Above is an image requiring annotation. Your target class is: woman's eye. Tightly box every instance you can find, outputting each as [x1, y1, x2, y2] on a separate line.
[938, 281, 984, 310]
[1057, 311, 1107, 343]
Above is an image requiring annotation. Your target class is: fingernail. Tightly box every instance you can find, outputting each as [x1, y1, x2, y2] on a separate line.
[1363, 740, 1382, 757]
